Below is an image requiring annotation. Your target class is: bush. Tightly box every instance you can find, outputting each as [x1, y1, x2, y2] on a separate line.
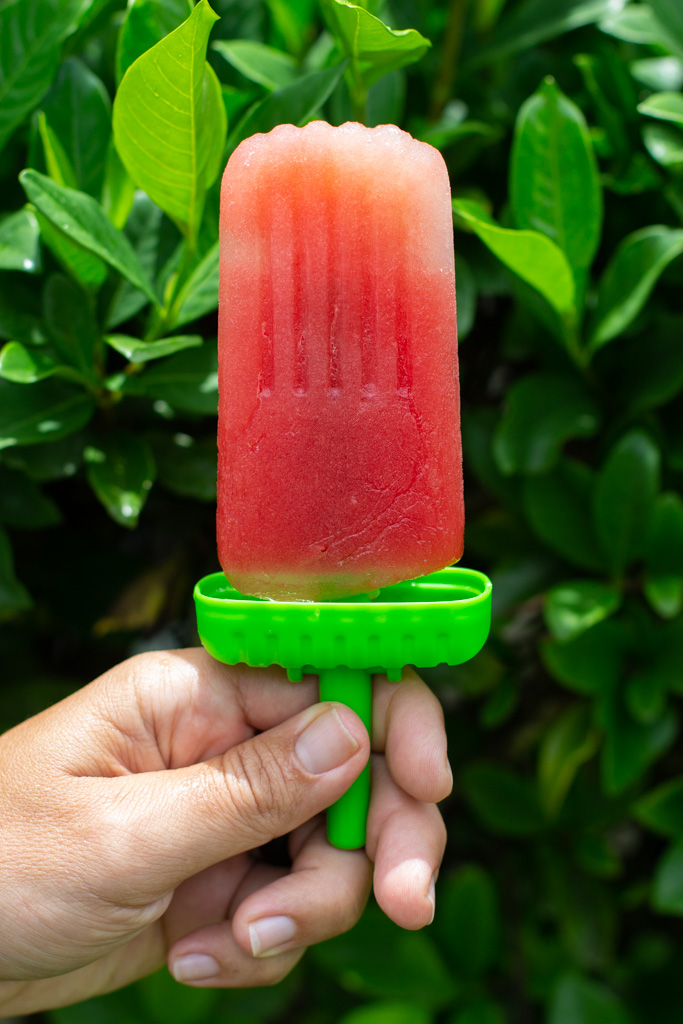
[2, 0, 683, 1021]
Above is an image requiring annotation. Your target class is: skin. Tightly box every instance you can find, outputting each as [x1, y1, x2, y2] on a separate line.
[0, 649, 450, 1015]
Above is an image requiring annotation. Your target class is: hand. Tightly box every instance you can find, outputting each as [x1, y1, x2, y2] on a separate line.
[0, 649, 450, 1014]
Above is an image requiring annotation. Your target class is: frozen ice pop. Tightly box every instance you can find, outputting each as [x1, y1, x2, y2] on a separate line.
[217, 121, 463, 602]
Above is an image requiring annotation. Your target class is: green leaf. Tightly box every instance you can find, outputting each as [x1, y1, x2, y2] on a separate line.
[338, 1001, 432, 1024]
[493, 372, 599, 476]
[599, 693, 677, 794]
[0, 465, 60, 529]
[644, 576, 683, 619]
[452, 199, 576, 323]
[436, 866, 501, 975]
[229, 63, 347, 148]
[451, 1005, 504, 1024]
[615, 315, 683, 413]
[549, 972, 632, 1024]
[312, 906, 456, 1008]
[470, 0, 617, 68]
[642, 492, 683, 618]
[40, 57, 111, 198]
[511, 77, 601, 273]
[0, 0, 89, 154]
[593, 431, 661, 576]
[151, 432, 216, 501]
[589, 226, 683, 350]
[538, 704, 600, 815]
[33, 206, 109, 292]
[105, 334, 202, 363]
[106, 193, 164, 328]
[653, 841, 683, 914]
[523, 460, 605, 572]
[638, 90, 683, 126]
[85, 432, 156, 528]
[38, 111, 78, 188]
[166, 241, 218, 329]
[120, 343, 218, 415]
[0, 210, 41, 274]
[2, 432, 84, 480]
[116, 0, 193, 84]
[545, 581, 622, 643]
[113, 0, 227, 247]
[0, 276, 46, 345]
[599, 4, 683, 56]
[541, 618, 625, 695]
[43, 274, 99, 380]
[320, 0, 430, 92]
[649, 0, 683, 55]
[0, 378, 94, 449]
[101, 142, 136, 231]
[635, 777, 683, 836]
[455, 253, 477, 340]
[213, 40, 298, 90]
[630, 57, 683, 92]
[0, 524, 31, 617]
[0, 341, 63, 384]
[644, 121, 683, 165]
[21, 171, 158, 304]
[461, 762, 546, 836]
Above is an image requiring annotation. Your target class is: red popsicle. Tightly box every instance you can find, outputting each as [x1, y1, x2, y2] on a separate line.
[217, 121, 463, 602]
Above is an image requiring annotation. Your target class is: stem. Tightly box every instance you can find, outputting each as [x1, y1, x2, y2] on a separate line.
[319, 667, 372, 849]
[430, 0, 471, 121]
[350, 79, 367, 124]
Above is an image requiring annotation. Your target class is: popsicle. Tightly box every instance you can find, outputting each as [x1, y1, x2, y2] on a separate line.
[217, 120, 463, 602]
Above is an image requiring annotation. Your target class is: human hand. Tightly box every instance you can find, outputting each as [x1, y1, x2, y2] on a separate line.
[0, 649, 450, 1014]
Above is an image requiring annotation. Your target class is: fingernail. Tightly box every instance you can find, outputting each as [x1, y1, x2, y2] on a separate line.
[296, 708, 359, 774]
[249, 915, 297, 957]
[171, 953, 219, 983]
[427, 871, 437, 925]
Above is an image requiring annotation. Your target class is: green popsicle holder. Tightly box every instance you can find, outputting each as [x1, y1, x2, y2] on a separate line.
[194, 566, 492, 850]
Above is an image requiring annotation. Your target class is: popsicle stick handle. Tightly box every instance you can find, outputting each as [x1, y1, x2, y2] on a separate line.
[318, 667, 373, 849]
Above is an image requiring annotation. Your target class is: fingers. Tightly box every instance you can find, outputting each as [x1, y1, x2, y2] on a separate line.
[372, 668, 452, 804]
[167, 820, 371, 987]
[96, 701, 370, 899]
[366, 756, 447, 930]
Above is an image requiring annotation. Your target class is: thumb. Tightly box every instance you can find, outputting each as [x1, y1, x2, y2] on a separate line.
[105, 702, 369, 895]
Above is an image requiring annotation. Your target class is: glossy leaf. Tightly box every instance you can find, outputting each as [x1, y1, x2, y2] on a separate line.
[452, 199, 576, 322]
[0, 0, 89, 154]
[33, 206, 109, 292]
[461, 762, 546, 836]
[511, 77, 602, 272]
[85, 432, 156, 529]
[649, 0, 683, 55]
[166, 241, 218, 329]
[113, 0, 226, 247]
[630, 57, 683, 92]
[101, 142, 136, 230]
[644, 121, 683, 165]
[115, 0, 193, 84]
[106, 193, 164, 328]
[0, 524, 31, 616]
[2, 433, 84, 481]
[0, 341, 63, 384]
[436, 866, 501, 975]
[151, 432, 216, 501]
[493, 373, 599, 476]
[0, 277, 46, 345]
[21, 171, 158, 304]
[320, 0, 430, 91]
[545, 581, 622, 643]
[523, 460, 605, 571]
[38, 111, 78, 188]
[590, 225, 683, 350]
[635, 777, 683, 836]
[638, 91, 683, 126]
[542, 618, 625, 695]
[599, 4, 683, 56]
[213, 40, 298, 90]
[43, 274, 99, 380]
[40, 57, 111, 198]
[549, 973, 632, 1024]
[0, 378, 94, 449]
[539, 704, 599, 815]
[593, 431, 661, 576]
[230, 64, 347, 148]
[599, 693, 677, 794]
[653, 841, 683, 914]
[104, 334, 202, 363]
[120, 343, 218, 415]
[0, 210, 41, 274]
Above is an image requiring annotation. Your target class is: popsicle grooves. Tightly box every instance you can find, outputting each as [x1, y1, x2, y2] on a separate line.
[258, 203, 275, 397]
[327, 173, 342, 393]
[293, 199, 307, 396]
[396, 246, 412, 395]
[360, 216, 378, 395]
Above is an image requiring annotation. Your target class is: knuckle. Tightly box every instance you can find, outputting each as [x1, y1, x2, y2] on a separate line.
[218, 741, 291, 838]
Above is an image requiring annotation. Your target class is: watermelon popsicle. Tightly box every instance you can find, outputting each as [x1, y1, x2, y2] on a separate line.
[217, 121, 463, 602]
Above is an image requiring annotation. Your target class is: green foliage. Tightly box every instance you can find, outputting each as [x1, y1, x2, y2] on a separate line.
[2, 0, 683, 1021]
